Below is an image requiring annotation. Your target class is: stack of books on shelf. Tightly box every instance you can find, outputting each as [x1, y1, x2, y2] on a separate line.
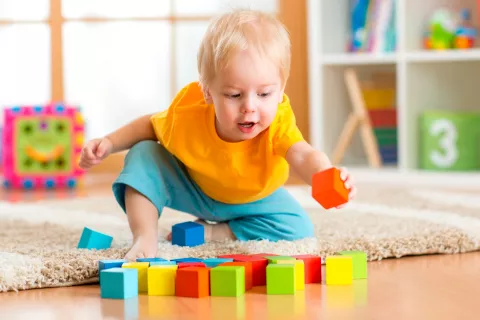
[348, 0, 396, 53]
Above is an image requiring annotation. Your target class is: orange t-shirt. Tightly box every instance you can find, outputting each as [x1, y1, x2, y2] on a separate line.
[150, 82, 304, 204]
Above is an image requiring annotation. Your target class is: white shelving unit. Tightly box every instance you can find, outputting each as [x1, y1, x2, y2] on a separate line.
[306, 0, 480, 171]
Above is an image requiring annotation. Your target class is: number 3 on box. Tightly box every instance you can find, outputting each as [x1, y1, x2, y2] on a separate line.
[429, 118, 459, 168]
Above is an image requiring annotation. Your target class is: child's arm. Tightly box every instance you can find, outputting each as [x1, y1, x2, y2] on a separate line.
[79, 113, 157, 169]
[285, 141, 333, 185]
[106, 113, 157, 153]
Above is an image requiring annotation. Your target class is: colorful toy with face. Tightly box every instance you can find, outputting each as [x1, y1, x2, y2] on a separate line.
[2, 104, 85, 189]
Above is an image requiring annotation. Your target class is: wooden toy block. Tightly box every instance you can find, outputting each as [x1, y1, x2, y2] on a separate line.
[203, 258, 233, 268]
[172, 221, 204, 247]
[210, 266, 245, 297]
[136, 257, 167, 264]
[170, 257, 203, 263]
[122, 262, 150, 293]
[266, 256, 296, 264]
[233, 256, 268, 286]
[100, 267, 138, 299]
[312, 167, 349, 209]
[338, 251, 367, 279]
[220, 261, 253, 290]
[276, 260, 305, 291]
[147, 265, 178, 296]
[1, 104, 85, 189]
[150, 261, 177, 266]
[266, 264, 295, 295]
[293, 254, 322, 283]
[175, 267, 210, 298]
[77, 227, 113, 250]
[177, 262, 206, 269]
[99, 259, 127, 272]
[326, 256, 353, 285]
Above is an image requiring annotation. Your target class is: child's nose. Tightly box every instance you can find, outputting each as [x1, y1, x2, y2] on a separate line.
[241, 97, 256, 113]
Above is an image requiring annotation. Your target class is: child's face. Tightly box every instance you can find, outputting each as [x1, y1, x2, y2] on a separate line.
[204, 48, 284, 143]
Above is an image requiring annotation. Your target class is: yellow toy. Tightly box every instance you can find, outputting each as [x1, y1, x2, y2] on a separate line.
[147, 265, 178, 296]
[325, 256, 353, 285]
[122, 262, 149, 293]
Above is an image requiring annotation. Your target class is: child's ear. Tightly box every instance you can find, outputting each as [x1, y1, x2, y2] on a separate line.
[203, 87, 213, 104]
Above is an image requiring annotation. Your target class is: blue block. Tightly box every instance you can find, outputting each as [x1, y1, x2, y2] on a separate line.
[100, 268, 138, 299]
[170, 257, 203, 263]
[150, 261, 177, 266]
[99, 259, 127, 272]
[136, 257, 167, 264]
[203, 258, 234, 268]
[77, 227, 113, 250]
[172, 221, 204, 247]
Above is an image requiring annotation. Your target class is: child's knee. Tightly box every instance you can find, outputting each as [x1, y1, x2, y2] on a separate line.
[127, 140, 161, 160]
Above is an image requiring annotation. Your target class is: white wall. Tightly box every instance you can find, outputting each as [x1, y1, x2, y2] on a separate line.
[0, 0, 277, 140]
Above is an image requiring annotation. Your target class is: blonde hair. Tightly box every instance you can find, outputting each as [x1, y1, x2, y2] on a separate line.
[197, 9, 291, 88]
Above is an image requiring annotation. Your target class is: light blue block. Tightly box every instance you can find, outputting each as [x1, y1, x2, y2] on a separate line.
[77, 227, 113, 250]
[203, 258, 234, 268]
[149, 261, 177, 266]
[172, 221, 204, 247]
[170, 257, 203, 263]
[136, 257, 167, 264]
[100, 268, 138, 299]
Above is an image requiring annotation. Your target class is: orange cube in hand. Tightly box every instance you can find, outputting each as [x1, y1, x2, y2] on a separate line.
[312, 167, 349, 209]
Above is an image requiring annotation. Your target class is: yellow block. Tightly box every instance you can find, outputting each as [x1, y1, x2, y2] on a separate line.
[147, 265, 178, 296]
[122, 262, 150, 293]
[326, 256, 352, 285]
[362, 88, 395, 109]
[276, 260, 305, 291]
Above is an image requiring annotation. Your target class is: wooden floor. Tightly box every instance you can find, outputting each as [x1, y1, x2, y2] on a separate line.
[1, 174, 479, 319]
[1, 252, 479, 319]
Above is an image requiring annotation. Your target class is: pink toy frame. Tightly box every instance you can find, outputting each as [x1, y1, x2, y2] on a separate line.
[2, 103, 85, 189]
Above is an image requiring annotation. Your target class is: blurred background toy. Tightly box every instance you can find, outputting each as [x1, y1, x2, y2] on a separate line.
[1, 104, 85, 189]
[423, 8, 477, 50]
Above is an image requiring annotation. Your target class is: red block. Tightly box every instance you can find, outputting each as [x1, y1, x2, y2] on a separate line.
[175, 267, 210, 298]
[233, 256, 268, 286]
[177, 262, 206, 269]
[368, 109, 397, 127]
[220, 261, 253, 290]
[312, 167, 349, 209]
[292, 254, 322, 284]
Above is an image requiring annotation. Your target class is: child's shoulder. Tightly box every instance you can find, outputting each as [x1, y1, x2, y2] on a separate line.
[170, 82, 209, 114]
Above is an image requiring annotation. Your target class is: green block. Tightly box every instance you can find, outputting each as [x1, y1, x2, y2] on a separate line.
[210, 266, 245, 297]
[338, 251, 367, 279]
[266, 264, 295, 295]
[419, 110, 480, 170]
[374, 128, 397, 146]
[265, 256, 295, 263]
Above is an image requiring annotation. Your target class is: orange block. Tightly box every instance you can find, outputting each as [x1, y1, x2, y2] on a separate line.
[175, 267, 210, 298]
[312, 167, 349, 209]
[219, 262, 253, 290]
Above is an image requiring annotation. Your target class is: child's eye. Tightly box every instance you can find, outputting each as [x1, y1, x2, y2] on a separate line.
[259, 92, 271, 97]
[225, 93, 241, 99]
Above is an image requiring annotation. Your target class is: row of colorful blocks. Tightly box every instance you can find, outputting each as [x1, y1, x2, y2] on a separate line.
[99, 251, 367, 299]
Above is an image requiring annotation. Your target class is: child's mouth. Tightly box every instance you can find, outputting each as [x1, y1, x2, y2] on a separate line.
[238, 122, 257, 133]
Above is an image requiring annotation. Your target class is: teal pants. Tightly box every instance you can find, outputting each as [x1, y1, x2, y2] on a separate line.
[112, 141, 314, 241]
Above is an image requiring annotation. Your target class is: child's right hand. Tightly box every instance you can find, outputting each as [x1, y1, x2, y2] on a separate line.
[79, 137, 114, 169]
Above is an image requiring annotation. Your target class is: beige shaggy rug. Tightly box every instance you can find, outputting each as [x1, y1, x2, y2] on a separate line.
[1, 182, 480, 292]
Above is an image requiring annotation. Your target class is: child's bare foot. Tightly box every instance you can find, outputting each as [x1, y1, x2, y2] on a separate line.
[124, 234, 158, 261]
[165, 219, 235, 242]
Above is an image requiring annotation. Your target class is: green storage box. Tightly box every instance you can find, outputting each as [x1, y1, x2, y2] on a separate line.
[419, 110, 480, 171]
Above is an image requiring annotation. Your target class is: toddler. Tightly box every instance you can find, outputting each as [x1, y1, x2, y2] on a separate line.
[79, 9, 356, 260]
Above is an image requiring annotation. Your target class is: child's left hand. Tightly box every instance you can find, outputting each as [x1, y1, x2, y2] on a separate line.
[336, 167, 357, 209]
